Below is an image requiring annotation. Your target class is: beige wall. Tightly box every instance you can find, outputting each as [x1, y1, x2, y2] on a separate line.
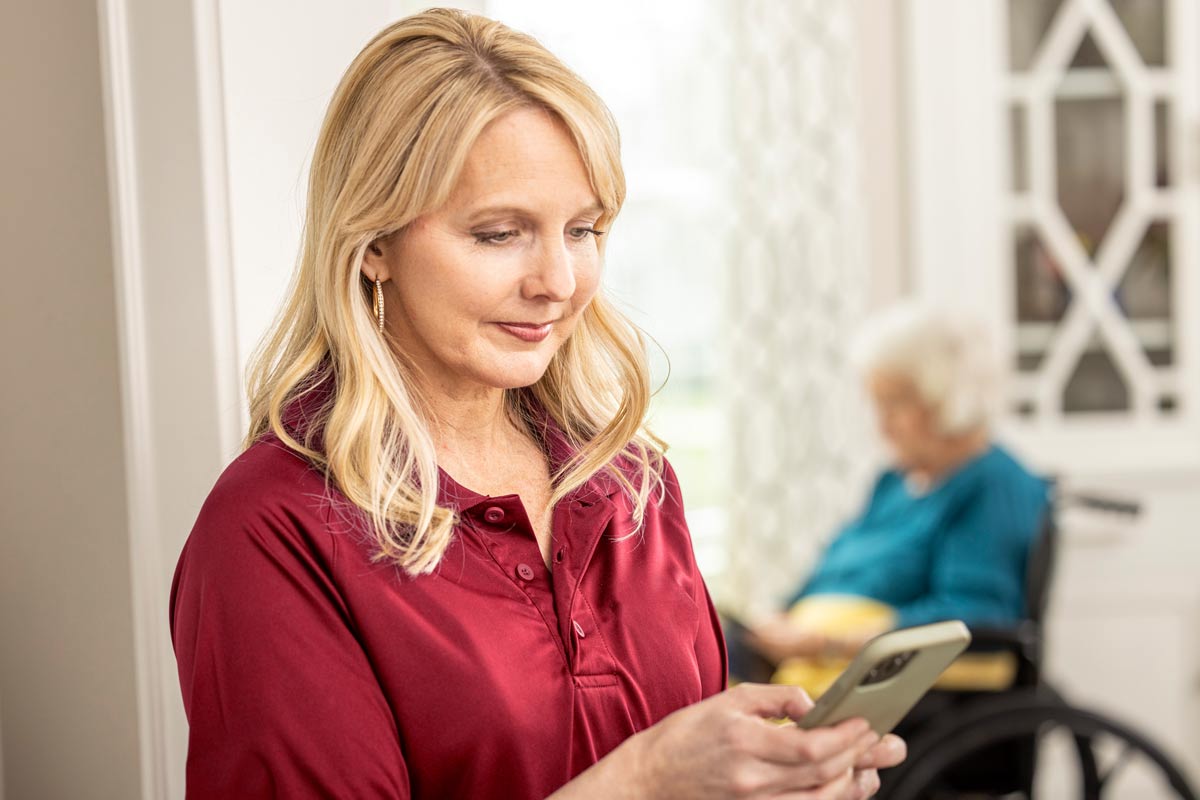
[0, 1, 143, 798]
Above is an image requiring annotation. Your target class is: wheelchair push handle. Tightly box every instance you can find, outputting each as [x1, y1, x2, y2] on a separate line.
[1046, 477, 1141, 518]
[1057, 492, 1141, 517]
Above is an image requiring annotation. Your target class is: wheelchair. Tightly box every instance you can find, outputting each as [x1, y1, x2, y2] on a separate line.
[878, 487, 1198, 800]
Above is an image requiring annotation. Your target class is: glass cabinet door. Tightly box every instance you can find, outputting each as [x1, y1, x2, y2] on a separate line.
[905, 0, 1199, 470]
[1005, 0, 1183, 421]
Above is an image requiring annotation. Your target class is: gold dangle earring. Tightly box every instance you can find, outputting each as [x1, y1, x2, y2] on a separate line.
[373, 278, 385, 333]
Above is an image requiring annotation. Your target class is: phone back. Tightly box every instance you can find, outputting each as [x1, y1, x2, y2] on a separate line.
[797, 620, 971, 735]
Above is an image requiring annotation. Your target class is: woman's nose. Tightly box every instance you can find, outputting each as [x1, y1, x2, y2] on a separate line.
[523, 239, 576, 301]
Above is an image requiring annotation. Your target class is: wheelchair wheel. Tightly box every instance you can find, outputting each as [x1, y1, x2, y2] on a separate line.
[883, 688, 1198, 800]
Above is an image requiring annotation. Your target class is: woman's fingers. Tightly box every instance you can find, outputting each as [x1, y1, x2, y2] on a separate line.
[778, 767, 858, 800]
[780, 720, 875, 768]
[641, 687, 901, 798]
[727, 723, 879, 796]
[740, 716, 872, 768]
[853, 733, 907, 770]
[745, 627, 782, 659]
[852, 768, 882, 799]
[727, 682, 815, 721]
[746, 619, 826, 661]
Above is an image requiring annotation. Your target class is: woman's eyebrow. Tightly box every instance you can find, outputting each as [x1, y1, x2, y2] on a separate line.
[573, 202, 604, 218]
[461, 201, 604, 224]
[462, 205, 531, 224]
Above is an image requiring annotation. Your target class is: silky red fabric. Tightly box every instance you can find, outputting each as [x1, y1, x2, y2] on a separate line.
[169, 391, 726, 799]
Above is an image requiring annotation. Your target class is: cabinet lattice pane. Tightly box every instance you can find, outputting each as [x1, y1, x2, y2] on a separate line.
[1006, 0, 1178, 422]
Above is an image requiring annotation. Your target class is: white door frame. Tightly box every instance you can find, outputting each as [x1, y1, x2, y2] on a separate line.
[98, 0, 241, 796]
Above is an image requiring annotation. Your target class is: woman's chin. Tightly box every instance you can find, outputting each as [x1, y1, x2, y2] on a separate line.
[481, 356, 556, 390]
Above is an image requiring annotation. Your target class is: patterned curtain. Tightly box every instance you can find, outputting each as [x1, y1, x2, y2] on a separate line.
[721, 0, 874, 614]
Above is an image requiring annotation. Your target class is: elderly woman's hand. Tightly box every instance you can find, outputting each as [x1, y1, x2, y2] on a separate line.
[554, 683, 906, 799]
[746, 614, 828, 663]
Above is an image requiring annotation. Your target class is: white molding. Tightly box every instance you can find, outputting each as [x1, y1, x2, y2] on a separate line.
[1002, 419, 1200, 475]
[96, 1, 170, 798]
[98, 0, 243, 797]
[193, 0, 245, 450]
[1173, 0, 1200, 434]
[853, 0, 910, 306]
[905, 0, 1007, 322]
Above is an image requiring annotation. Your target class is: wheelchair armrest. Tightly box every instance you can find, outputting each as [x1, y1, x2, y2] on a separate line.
[932, 621, 1045, 691]
[966, 621, 1041, 658]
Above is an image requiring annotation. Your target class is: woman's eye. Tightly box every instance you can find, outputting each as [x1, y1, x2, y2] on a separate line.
[568, 227, 605, 241]
[474, 230, 519, 244]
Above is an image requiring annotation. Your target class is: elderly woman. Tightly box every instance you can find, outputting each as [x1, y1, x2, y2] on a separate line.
[169, 9, 902, 799]
[743, 303, 1050, 673]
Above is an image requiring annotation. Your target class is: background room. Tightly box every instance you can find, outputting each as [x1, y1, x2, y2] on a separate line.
[1, 0, 1198, 798]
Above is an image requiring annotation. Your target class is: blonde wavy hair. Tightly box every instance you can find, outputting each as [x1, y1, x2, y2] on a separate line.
[244, 8, 664, 575]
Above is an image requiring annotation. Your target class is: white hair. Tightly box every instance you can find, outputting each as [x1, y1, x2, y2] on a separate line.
[849, 302, 1001, 435]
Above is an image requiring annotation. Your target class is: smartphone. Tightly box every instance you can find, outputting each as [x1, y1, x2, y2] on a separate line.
[796, 620, 971, 736]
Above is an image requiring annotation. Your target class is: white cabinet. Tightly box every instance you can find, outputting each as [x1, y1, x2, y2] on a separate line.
[907, 0, 1200, 473]
[904, 0, 1200, 790]
[1045, 472, 1200, 789]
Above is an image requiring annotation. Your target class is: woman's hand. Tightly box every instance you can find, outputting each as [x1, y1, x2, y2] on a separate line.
[555, 683, 906, 799]
[746, 614, 827, 663]
[747, 614, 895, 663]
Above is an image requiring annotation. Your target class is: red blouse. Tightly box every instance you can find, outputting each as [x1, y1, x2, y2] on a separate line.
[169, 402, 727, 799]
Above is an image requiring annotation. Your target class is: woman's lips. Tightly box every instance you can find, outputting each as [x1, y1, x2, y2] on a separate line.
[495, 321, 553, 343]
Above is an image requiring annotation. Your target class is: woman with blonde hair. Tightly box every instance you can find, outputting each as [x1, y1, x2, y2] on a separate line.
[170, 9, 903, 798]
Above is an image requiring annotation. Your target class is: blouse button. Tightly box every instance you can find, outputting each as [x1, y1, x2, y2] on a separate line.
[516, 563, 535, 580]
[572, 619, 586, 639]
[554, 548, 565, 563]
[483, 506, 505, 524]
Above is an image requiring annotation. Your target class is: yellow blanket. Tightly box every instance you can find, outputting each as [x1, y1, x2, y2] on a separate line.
[769, 596, 1016, 696]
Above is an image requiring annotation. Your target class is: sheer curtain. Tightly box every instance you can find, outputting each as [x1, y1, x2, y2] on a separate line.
[722, 0, 873, 612]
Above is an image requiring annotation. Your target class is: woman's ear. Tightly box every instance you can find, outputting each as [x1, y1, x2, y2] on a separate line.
[361, 234, 391, 283]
